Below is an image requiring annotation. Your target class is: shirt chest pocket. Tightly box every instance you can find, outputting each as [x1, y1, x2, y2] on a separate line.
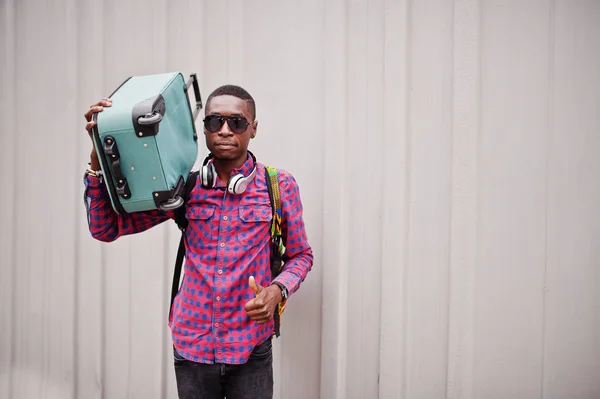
[186, 205, 216, 244]
[237, 205, 272, 248]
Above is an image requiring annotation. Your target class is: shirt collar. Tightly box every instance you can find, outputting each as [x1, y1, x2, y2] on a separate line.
[230, 151, 256, 178]
[212, 151, 257, 188]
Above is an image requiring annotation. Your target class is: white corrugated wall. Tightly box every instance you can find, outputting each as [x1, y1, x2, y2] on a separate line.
[1, 0, 599, 398]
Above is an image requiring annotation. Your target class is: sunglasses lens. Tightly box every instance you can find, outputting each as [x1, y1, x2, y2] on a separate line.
[204, 116, 223, 132]
[229, 117, 248, 134]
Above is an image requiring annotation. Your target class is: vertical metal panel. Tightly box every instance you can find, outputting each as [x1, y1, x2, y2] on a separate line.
[2, 1, 600, 398]
[378, 0, 410, 398]
[405, 0, 454, 397]
[446, 1, 480, 398]
[75, 0, 106, 397]
[544, 1, 600, 398]
[10, 1, 78, 398]
[344, 1, 386, 398]
[0, 1, 16, 399]
[320, 0, 349, 398]
[476, 1, 551, 397]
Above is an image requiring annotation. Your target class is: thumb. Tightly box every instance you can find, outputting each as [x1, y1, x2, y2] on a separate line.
[249, 276, 263, 296]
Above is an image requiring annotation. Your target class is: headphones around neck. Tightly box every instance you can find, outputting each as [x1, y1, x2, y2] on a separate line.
[200, 151, 258, 195]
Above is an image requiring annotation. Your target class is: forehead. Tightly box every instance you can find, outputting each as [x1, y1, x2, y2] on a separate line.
[206, 95, 251, 117]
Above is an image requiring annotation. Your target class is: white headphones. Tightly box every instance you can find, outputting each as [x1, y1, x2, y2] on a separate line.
[200, 151, 258, 195]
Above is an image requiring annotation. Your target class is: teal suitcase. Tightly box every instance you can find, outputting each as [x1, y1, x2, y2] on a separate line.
[92, 72, 202, 214]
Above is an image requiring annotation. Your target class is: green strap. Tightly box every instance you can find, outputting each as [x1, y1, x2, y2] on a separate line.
[266, 166, 285, 257]
[265, 166, 286, 337]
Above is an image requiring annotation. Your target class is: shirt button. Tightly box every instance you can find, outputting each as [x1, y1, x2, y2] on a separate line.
[220, 242, 225, 248]
[215, 323, 220, 328]
[223, 216, 228, 221]
[216, 296, 221, 301]
[218, 270, 223, 275]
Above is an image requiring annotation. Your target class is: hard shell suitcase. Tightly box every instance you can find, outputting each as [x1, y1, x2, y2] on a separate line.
[92, 72, 202, 214]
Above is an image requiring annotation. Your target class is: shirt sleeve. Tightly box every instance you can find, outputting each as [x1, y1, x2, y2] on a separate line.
[271, 171, 314, 296]
[83, 174, 171, 242]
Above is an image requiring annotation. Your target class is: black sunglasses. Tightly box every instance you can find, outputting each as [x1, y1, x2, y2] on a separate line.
[203, 115, 253, 134]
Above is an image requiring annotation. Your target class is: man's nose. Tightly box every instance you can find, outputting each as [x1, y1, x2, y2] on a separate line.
[218, 120, 233, 136]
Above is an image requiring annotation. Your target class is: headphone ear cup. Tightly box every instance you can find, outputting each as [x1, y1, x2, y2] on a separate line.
[229, 162, 258, 195]
[202, 163, 216, 187]
[200, 165, 208, 186]
[209, 164, 217, 187]
[228, 174, 245, 195]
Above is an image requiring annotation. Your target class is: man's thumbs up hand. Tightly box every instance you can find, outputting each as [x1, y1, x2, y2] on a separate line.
[244, 276, 282, 324]
[249, 276, 262, 296]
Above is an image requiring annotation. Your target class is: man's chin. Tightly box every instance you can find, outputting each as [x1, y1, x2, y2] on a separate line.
[212, 149, 242, 160]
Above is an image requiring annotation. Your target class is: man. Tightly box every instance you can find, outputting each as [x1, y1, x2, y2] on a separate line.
[83, 85, 314, 399]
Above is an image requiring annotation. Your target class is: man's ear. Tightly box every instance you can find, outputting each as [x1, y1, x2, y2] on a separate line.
[251, 120, 258, 139]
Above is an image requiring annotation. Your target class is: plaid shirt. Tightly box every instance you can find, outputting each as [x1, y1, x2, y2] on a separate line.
[84, 155, 313, 364]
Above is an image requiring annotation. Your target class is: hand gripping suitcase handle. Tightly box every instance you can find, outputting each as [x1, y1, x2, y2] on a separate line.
[185, 73, 203, 121]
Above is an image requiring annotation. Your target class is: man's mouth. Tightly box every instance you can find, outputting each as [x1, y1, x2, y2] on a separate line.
[215, 143, 236, 148]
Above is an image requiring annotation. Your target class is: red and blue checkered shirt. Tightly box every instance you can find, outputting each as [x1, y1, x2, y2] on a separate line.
[84, 155, 313, 364]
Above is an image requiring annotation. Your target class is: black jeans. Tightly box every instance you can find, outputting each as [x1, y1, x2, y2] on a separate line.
[174, 339, 274, 399]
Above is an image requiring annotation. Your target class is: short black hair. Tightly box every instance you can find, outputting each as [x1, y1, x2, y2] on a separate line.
[206, 85, 256, 120]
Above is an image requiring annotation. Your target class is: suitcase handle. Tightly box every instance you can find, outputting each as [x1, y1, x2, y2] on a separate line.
[185, 73, 203, 121]
[138, 112, 163, 125]
[103, 136, 131, 199]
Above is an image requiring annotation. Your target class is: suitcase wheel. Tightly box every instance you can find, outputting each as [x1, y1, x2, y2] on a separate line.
[158, 196, 184, 211]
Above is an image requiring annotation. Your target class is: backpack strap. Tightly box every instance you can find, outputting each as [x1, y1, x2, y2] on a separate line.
[170, 171, 198, 317]
[265, 166, 286, 337]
